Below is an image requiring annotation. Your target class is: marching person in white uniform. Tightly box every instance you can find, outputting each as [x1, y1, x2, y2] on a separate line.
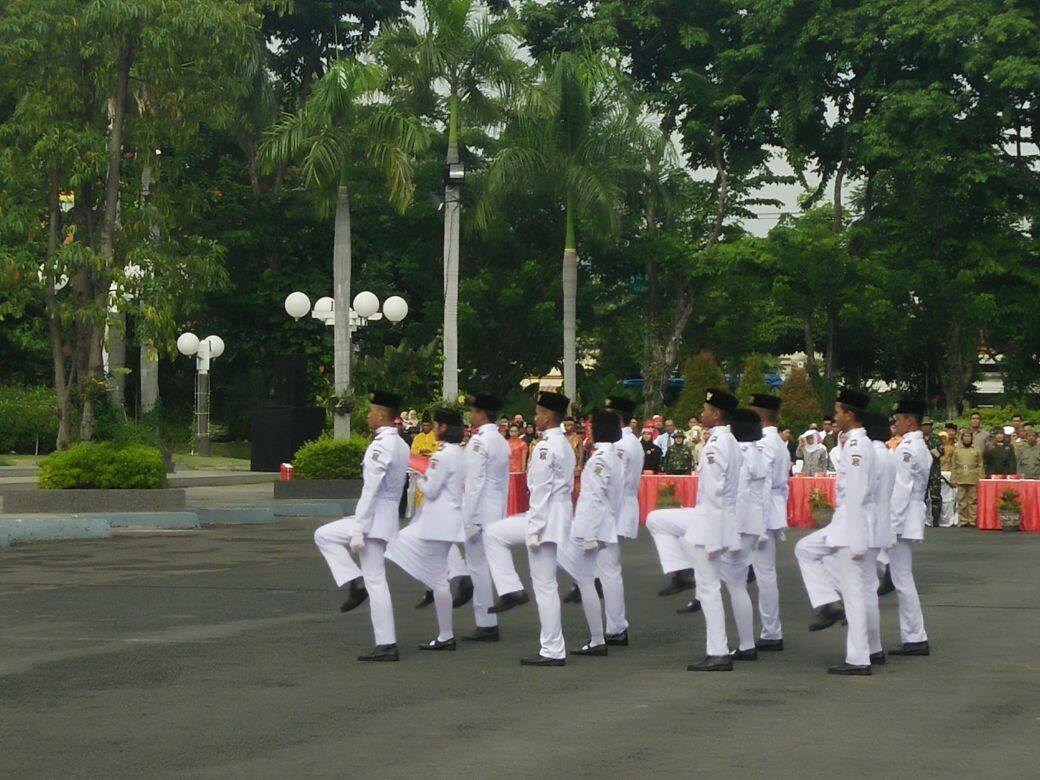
[719, 409, 768, 661]
[795, 387, 877, 675]
[596, 395, 643, 645]
[313, 390, 410, 662]
[559, 410, 624, 656]
[457, 393, 512, 642]
[484, 391, 576, 665]
[748, 393, 790, 651]
[863, 411, 897, 663]
[386, 408, 466, 651]
[886, 399, 932, 656]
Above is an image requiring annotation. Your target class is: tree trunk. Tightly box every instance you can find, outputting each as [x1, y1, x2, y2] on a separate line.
[824, 309, 837, 378]
[44, 166, 72, 450]
[939, 319, 973, 418]
[333, 180, 353, 439]
[139, 164, 159, 413]
[803, 312, 818, 377]
[562, 199, 578, 404]
[441, 96, 461, 402]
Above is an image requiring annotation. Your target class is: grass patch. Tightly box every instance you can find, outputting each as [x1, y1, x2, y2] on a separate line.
[172, 454, 251, 471]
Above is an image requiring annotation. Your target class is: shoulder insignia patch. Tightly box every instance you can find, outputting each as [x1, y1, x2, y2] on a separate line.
[709, 436, 718, 443]
[594, 463, 604, 475]
[430, 459, 438, 469]
[372, 450, 381, 461]
[472, 442, 481, 452]
[851, 454, 861, 466]
[848, 440, 858, 448]
[539, 449, 548, 461]
[707, 454, 716, 465]
[903, 452, 912, 462]
[617, 451, 625, 460]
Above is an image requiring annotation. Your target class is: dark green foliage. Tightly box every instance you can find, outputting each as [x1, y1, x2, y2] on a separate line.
[779, 368, 823, 436]
[38, 442, 166, 489]
[0, 386, 58, 454]
[293, 435, 370, 480]
[671, 351, 726, 423]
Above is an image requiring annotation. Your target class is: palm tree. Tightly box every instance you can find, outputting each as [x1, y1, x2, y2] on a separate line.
[477, 50, 652, 402]
[374, 0, 525, 402]
[260, 60, 427, 438]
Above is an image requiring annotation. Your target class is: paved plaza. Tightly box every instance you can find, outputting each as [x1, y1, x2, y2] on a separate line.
[1, 517, 1038, 778]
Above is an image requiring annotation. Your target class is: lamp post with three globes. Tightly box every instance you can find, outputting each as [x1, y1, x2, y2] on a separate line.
[176, 332, 225, 456]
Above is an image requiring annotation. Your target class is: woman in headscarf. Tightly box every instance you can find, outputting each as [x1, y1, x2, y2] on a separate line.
[798, 429, 829, 476]
[640, 427, 663, 473]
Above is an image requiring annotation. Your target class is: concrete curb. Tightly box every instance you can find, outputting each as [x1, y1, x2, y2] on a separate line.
[106, 512, 200, 530]
[1, 488, 186, 514]
[272, 500, 355, 517]
[0, 516, 112, 546]
[196, 507, 276, 526]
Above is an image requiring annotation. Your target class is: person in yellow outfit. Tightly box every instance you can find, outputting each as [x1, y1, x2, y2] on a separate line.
[410, 417, 439, 511]
[951, 429, 985, 527]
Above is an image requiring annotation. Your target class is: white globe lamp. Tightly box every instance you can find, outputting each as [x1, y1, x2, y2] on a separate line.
[353, 291, 379, 319]
[177, 332, 200, 357]
[383, 296, 408, 323]
[314, 296, 334, 316]
[284, 291, 311, 320]
[204, 335, 225, 359]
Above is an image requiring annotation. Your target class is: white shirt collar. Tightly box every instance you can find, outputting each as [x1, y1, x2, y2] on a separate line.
[375, 426, 397, 436]
[543, 426, 563, 438]
[903, 430, 923, 441]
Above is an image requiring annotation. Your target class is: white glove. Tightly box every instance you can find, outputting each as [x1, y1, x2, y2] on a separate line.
[526, 533, 540, 550]
[582, 537, 599, 551]
[349, 532, 365, 552]
[851, 549, 865, 561]
[756, 536, 768, 550]
[707, 548, 720, 561]
[465, 524, 481, 542]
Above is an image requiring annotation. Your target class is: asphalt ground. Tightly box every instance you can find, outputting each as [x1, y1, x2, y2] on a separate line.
[1, 520, 1038, 778]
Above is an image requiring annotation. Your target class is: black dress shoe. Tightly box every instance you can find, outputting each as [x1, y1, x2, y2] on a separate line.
[658, 570, 694, 596]
[414, 590, 434, 609]
[877, 566, 895, 596]
[419, 637, 457, 651]
[452, 576, 474, 608]
[730, 648, 758, 661]
[889, 641, 930, 656]
[520, 654, 565, 666]
[489, 590, 530, 614]
[755, 639, 784, 651]
[870, 651, 886, 665]
[827, 663, 871, 675]
[340, 579, 368, 613]
[809, 602, 846, 631]
[572, 642, 608, 657]
[562, 584, 582, 604]
[461, 626, 500, 642]
[747, 567, 756, 584]
[605, 630, 629, 647]
[687, 655, 733, 671]
[677, 599, 701, 614]
[358, 644, 399, 662]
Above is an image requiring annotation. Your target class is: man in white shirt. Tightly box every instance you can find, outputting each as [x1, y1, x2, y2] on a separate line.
[655, 418, 676, 455]
[313, 390, 410, 662]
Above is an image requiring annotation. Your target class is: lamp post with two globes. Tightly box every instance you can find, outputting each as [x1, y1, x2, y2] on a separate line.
[176, 332, 225, 456]
[284, 290, 408, 438]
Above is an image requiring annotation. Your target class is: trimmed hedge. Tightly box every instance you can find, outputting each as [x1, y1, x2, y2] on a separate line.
[293, 435, 369, 480]
[38, 442, 166, 489]
[0, 385, 58, 453]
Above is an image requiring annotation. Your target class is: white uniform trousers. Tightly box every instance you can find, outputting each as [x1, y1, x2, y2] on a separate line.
[386, 526, 453, 641]
[688, 544, 729, 657]
[861, 548, 883, 655]
[889, 538, 928, 643]
[720, 534, 757, 652]
[939, 472, 956, 527]
[528, 543, 566, 659]
[484, 514, 527, 596]
[646, 508, 694, 575]
[595, 541, 628, 636]
[447, 544, 468, 579]
[313, 517, 396, 646]
[558, 538, 606, 647]
[795, 530, 870, 666]
[750, 529, 783, 640]
[463, 531, 498, 628]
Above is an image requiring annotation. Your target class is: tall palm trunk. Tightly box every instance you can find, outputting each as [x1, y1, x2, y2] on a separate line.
[562, 198, 577, 403]
[333, 180, 353, 439]
[441, 95, 461, 402]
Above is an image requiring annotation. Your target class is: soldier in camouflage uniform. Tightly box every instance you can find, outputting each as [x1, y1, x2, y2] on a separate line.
[921, 418, 943, 527]
[661, 430, 694, 474]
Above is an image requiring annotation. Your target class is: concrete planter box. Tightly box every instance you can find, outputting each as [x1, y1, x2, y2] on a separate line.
[1, 488, 186, 514]
[274, 479, 363, 500]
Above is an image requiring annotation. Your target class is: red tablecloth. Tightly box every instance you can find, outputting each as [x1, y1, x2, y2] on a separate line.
[637, 475, 698, 523]
[787, 475, 837, 529]
[977, 479, 1040, 531]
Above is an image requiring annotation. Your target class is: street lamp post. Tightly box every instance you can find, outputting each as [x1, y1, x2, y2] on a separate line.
[177, 332, 225, 456]
[284, 290, 408, 438]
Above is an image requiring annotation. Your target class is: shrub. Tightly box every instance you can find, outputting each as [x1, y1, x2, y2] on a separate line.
[780, 367, 823, 435]
[293, 435, 370, 479]
[0, 385, 59, 454]
[671, 351, 726, 423]
[735, 353, 774, 407]
[37, 442, 166, 489]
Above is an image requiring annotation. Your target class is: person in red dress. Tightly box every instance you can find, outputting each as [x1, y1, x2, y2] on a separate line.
[507, 424, 529, 472]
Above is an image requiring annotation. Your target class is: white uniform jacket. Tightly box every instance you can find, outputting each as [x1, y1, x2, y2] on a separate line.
[890, 430, 930, 541]
[526, 427, 576, 545]
[461, 423, 510, 527]
[685, 425, 742, 554]
[354, 426, 410, 541]
[736, 440, 768, 541]
[761, 426, 790, 531]
[615, 427, 644, 539]
[822, 427, 875, 554]
[409, 443, 465, 543]
[572, 443, 621, 544]
[866, 441, 897, 550]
